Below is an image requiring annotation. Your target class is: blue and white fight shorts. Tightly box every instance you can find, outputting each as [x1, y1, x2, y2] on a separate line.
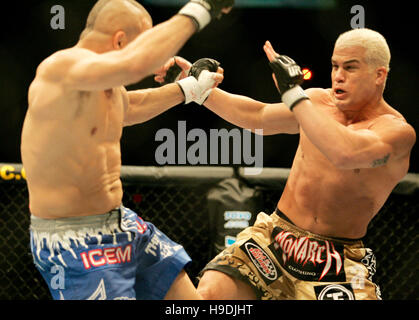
[29, 205, 192, 300]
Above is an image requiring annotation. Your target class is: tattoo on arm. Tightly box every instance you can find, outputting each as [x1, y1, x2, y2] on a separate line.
[371, 153, 390, 168]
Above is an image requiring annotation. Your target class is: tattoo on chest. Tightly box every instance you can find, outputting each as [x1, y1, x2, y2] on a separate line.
[371, 153, 390, 168]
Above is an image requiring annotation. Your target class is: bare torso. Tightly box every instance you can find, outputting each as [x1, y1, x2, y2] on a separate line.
[277, 88, 410, 239]
[21, 50, 128, 218]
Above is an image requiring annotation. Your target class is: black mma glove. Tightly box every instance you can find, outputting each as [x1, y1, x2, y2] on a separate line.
[269, 55, 309, 111]
[179, 0, 235, 31]
[176, 58, 221, 104]
[163, 57, 219, 84]
[163, 61, 184, 85]
[189, 58, 220, 78]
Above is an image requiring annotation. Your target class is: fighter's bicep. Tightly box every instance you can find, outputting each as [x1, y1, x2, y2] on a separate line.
[64, 49, 140, 91]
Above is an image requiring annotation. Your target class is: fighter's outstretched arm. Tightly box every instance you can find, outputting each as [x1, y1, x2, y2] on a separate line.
[204, 88, 299, 135]
[155, 56, 299, 135]
[124, 65, 223, 126]
[122, 84, 185, 127]
[39, 1, 234, 92]
[66, 16, 197, 91]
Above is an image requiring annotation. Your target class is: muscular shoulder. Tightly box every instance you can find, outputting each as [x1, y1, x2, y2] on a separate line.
[36, 48, 95, 82]
[304, 88, 332, 105]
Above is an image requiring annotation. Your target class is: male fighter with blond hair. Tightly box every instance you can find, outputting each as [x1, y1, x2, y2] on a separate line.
[21, 0, 232, 300]
[157, 28, 416, 300]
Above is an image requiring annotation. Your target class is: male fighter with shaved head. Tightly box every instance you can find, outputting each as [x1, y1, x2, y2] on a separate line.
[157, 28, 416, 300]
[21, 0, 232, 300]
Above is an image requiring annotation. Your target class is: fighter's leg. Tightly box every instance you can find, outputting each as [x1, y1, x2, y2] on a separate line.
[197, 270, 257, 300]
[164, 270, 203, 300]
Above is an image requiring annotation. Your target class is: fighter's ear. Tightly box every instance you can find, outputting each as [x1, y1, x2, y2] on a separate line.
[113, 31, 127, 50]
[375, 66, 388, 86]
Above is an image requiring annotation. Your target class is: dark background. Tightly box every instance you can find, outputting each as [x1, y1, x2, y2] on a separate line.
[1, 0, 417, 172]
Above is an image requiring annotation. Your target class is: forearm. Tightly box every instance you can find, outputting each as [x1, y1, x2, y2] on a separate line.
[204, 89, 264, 131]
[204, 89, 299, 135]
[124, 83, 184, 126]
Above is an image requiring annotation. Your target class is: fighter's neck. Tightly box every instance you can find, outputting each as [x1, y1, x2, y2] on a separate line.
[75, 33, 113, 54]
[338, 97, 386, 124]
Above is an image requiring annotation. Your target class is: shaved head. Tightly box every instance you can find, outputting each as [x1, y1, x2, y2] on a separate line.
[80, 0, 152, 40]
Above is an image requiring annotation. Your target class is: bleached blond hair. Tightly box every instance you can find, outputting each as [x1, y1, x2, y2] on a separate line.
[335, 28, 391, 73]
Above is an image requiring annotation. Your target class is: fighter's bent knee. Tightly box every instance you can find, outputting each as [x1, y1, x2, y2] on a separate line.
[165, 270, 203, 300]
[197, 270, 257, 300]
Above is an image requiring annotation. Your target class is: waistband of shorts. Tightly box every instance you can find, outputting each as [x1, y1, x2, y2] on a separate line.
[274, 207, 364, 245]
[30, 206, 122, 233]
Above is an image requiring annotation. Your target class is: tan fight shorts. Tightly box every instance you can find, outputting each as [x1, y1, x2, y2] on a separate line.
[200, 209, 382, 300]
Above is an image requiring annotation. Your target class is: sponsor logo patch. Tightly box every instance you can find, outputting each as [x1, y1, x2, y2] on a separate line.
[80, 244, 132, 270]
[269, 226, 346, 282]
[240, 239, 279, 285]
[315, 283, 355, 300]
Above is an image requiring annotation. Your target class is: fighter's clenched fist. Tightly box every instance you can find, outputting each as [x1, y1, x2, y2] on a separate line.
[179, 0, 235, 31]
